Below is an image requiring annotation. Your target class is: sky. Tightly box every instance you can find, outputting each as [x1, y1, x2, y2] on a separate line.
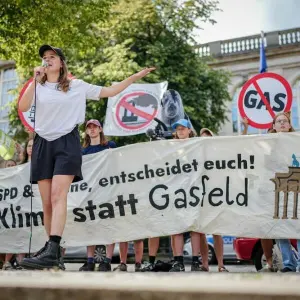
[195, 0, 300, 44]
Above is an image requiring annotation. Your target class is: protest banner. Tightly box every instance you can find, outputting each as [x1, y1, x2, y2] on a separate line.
[1, 133, 300, 252]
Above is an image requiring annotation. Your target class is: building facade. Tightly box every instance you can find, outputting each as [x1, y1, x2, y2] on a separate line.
[196, 27, 300, 135]
[1, 28, 300, 137]
[0, 60, 18, 134]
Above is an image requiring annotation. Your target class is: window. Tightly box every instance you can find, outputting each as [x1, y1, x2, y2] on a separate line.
[0, 68, 18, 133]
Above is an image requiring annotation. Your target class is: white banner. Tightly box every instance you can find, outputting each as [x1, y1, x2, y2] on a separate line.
[1, 133, 300, 253]
[103, 82, 168, 136]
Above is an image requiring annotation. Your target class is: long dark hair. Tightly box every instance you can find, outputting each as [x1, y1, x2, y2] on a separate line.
[83, 130, 108, 148]
[40, 60, 71, 92]
[22, 138, 33, 164]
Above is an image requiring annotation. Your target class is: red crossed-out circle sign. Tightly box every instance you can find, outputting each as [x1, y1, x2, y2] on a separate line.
[115, 91, 159, 130]
[18, 78, 34, 132]
[18, 74, 75, 132]
[238, 72, 293, 129]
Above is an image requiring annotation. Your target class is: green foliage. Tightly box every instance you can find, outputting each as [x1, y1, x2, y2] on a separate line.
[72, 0, 230, 145]
[5, 0, 231, 146]
[0, 0, 113, 72]
[1, 0, 113, 142]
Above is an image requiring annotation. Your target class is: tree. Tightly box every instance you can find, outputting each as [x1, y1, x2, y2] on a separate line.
[7, 0, 231, 145]
[1, 0, 113, 142]
[71, 0, 230, 145]
[0, 0, 113, 72]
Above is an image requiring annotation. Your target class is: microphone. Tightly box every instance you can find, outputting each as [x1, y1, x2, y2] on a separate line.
[146, 128, 155, 139]
[36, 61, 48, 77]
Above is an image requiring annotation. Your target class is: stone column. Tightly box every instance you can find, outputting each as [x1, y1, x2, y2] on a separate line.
[273, 191, 280, 219]
[282, 190, 289, 219]
[292, 192, 298, 220]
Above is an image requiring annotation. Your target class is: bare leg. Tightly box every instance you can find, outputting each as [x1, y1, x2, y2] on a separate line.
[50, 175, 74, 236]
[149, 237, 160, 256]
[20, 176, 73, 270]
[106, 244, 115, 260]
[134, 240, 144, 264]
[119, 242, 128, 264]
[261, 239, 273, 267]
[213, 235, 224, 268]
[199, 233, 209, 270]
[38, 179, 52, 237]
[87, 246, 96, 258]
[171, 235, 175, 253]
[2, 254, 14, 269]
[4, 254, 13, 264]
[17, 253, 26, 262]
[191, 232, 201, 256]
[172, 234, 184, 256]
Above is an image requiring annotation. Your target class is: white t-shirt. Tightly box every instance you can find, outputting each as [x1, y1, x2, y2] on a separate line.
[34, 79, 102, 141]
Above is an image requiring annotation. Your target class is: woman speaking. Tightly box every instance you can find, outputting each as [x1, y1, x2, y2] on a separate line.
[19, 44, 154, 270]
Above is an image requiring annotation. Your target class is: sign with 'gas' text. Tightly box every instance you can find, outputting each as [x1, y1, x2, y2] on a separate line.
[238, 73, 293, 129]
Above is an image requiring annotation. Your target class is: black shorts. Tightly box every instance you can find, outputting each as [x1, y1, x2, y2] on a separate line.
[31, 127, 83, 183]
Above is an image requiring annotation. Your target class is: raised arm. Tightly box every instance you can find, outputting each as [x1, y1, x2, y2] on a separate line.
[99, 67, 155, 98]
[19, 66, 46, 112]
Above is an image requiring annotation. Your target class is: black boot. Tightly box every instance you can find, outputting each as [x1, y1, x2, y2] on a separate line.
[21, 241, 60, 270]
[58, 246, 66, 271]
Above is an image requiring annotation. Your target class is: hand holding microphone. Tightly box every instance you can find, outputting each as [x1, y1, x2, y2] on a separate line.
[34, 61, 48, 82]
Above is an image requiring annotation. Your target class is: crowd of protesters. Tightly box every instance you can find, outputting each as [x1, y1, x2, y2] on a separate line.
[0, 112, 299, 273]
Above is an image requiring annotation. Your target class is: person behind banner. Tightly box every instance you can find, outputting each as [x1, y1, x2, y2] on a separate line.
[2, 139, 35, 269]
[15, 138, 35, 267]
[79, 119, 117, 272]
[199, 128, 229, 272]
[21, 138, 33, 164]
[113, 240, 144, 273]
[19, 44, 155, 270]
[140, 236, 161, 272]
[261, 112, 299, 273]
[168, 119, 196, 272]
[2, 159, 19, 270]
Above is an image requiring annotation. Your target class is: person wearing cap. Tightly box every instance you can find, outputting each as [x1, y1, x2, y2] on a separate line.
[172, 119, 194, 139]
[141, 118, 195, 273]
[197, 128, 229, 272]
[82, 120, 116, 154]
[19, 45, 155, 270]
[199, 128, 214, 137]
[79, 119, 116, 272]
[81, 120, 144, 273]
[166, 119, 195, 272]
